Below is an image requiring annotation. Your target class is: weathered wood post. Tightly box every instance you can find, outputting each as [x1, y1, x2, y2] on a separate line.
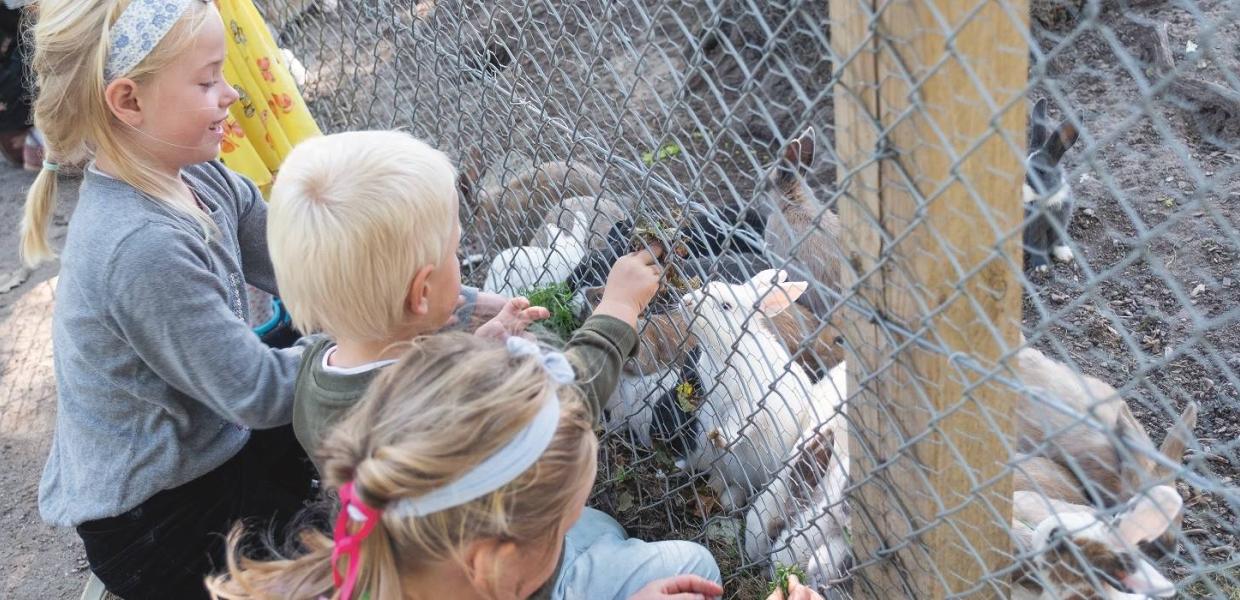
[829, 0, 1029, 596]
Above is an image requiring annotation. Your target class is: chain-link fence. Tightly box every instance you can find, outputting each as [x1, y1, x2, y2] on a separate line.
[259, 0, 1239, 596]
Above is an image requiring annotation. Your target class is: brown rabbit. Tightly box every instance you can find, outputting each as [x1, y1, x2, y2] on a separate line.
[1011, 346, 1198, 506]
[1010, 344, 1198, 588]
[763, 127, 844, 316]
[530, 195, 627, 251]
[459, 155, 606, 249]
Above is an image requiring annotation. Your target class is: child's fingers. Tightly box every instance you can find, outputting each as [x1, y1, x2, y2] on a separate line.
[628, 246, 662, 266]
[784, 575, 823, 600]
[784, 575, 806, 600]
[659, 594, 710, 600]
[789, 588, 819, 600]
[505, 296, 531, 313]
[658, 575, 724, 596]
[522, 306, 551, 322]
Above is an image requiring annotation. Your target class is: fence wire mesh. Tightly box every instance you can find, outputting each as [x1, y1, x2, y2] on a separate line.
[259, 0, 1239, 596]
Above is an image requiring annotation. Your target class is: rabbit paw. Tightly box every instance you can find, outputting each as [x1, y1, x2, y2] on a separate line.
[1034, 263, 1050, 274]
[1052, 245, 1074, 263]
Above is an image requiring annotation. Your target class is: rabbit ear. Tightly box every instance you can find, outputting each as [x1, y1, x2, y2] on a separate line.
[784, 127, 817, 171]
[457, 147, 486, 204]
[1115, 486, 1181, 546]
[1119, 559, 1177, 598]
[751, 269, 787, 287]
[1030, 99, 1050, 149]
[1043, 121, 1079, 164]
[755, 281, 807, 316]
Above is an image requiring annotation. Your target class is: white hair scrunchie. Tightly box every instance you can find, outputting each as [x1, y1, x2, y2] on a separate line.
[506, 335, 576, 385]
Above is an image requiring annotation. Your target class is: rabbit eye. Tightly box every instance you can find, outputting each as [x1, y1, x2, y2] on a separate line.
[720, 301, 734, 311]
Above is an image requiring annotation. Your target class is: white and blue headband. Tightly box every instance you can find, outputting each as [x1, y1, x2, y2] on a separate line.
[105, 0, 205, 81]
[351, 336, 576, 521]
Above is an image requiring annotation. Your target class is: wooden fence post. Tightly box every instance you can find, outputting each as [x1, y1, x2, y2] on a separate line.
[829, 0, 1028, 596]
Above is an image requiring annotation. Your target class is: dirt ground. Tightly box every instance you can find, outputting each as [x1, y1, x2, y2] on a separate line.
[1024, 1, 1240, 591]
[0, 164, 88, 598]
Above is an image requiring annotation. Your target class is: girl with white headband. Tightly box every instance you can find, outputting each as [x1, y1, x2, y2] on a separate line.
[22, 1, 319, 598]
[209, 332, 724, 600]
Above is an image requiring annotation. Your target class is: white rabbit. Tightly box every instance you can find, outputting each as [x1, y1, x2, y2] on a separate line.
[744, 363, 851, 589]
[483, 209, 589, 297]
[1012, 485, 1181, 600]
[679, 269, 831, 510]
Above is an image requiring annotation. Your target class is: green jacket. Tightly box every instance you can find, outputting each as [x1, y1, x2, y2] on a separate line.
[292, 314, 638, 475]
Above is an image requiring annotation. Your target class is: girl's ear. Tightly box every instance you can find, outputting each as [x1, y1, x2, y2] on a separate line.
[104, 78, 144, 128]
[407, 264, 436, 317]
[464, 537, 521, 599]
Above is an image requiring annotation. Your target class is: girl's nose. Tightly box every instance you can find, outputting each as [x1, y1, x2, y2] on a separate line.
[221, 81, 239, 108]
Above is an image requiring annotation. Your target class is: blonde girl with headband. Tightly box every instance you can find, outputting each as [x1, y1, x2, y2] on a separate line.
[209, 332, 724, 600]
[22, 1, 320, 598]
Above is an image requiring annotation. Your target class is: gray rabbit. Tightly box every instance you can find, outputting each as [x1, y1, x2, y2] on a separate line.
[1023, 99, 1080, 273]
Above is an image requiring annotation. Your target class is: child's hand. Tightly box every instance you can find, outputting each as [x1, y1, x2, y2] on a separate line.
[766, 575, 824, 600]
[473, 297, 550, 341]
[594, 245, 664, 328]
[627, 575, 723, 600]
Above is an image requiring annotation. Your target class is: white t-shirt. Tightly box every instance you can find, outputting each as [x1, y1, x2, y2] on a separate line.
[321, 345, 398, 375]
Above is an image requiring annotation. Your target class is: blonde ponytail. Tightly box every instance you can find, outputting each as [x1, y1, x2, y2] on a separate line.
[20, 167, 60, 267]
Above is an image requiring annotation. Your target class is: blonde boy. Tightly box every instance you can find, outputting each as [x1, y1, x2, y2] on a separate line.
[269, 130, 662, 469]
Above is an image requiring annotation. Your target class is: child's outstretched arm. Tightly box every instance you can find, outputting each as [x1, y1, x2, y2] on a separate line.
[564, 246, 663, 422]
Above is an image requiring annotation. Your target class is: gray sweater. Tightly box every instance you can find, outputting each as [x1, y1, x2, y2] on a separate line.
[39, 162, 305, 527]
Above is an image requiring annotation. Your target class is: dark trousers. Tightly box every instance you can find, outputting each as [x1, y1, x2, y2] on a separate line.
[76, 426, 316, 600]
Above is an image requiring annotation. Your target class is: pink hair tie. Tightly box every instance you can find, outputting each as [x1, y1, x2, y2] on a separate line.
[332, 481, 381, 600]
